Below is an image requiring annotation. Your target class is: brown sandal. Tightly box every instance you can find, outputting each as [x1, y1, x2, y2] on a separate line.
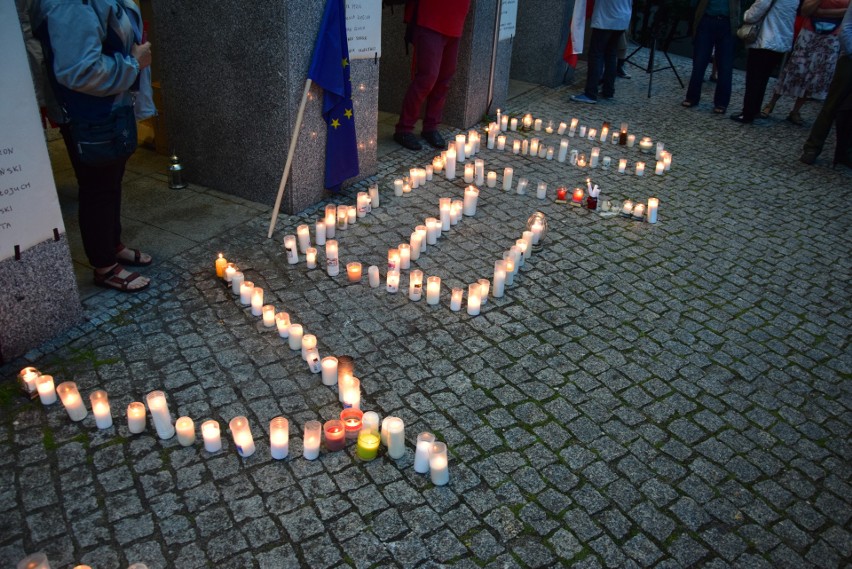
[116, 245, 153, 267]
[93, 265, 150, 292]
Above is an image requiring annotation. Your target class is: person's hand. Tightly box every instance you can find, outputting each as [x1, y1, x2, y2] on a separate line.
[131, 42, 152, 69]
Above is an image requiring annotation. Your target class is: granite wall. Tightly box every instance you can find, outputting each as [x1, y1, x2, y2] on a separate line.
[150, 0, 378, 215]
[510, 0, 573, 87]
[0, 236, 82, 363]
[379, 0, 510, 130]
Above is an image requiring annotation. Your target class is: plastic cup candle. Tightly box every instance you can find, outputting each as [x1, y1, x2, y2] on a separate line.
[57, 381, 87, 422]
[635, 162, 645, 176]
[510, 117, 518, 131]
[356, 424, 381, 461]
[618, 158, 628, 173]
[572, 188, 584, 205]
[296, 224, 311, 253]
[414, 432, 435, 473]
[633, 203, 646, 220]
[570, 149, 578, 165]
[231, 271, 244, 295]
[493, 260, 507, 298]
[306, 247, 317, 269]
[386, 270, 400, 293]
[425, 165, 434, 181]
[288, 323, 303, 350]
[590, 147, 600, 168]
[450, 287, 463, 311]
[533, 118, 542, 131]
[497, 134, 506, 150]
[463, 186, 479, 216]
[467, 283, 482, 315]
[663, 151, 672, 171]
[127, 402, 146, 434]
[324, 206, 336, 238]
[251, 287, 264, 316]
[202, 420, 222, 452]
[215, 253, 228, 278]
[239, 281, 254, 305]
[426, 276, 441, 305]
[512, 140, 521, 154]
[622, 199, 634, 215]
[504, 254, 515, 285]
[521, 140, 529, 155]
[347, 262, 362, 283]
[15, 553, 50, 569]
[146, 390, 175, 439]
[556, 187, 568, 202]
[426, 218, 440, 244]
[323, 419, 346, 451]
[430, 442, 450, 485]
[451, 201, 463, 224]
[36, 374, 56, 405]
[579, 126, 587, 138]
[445, 147, 456, 179]
[90, 390, 112, 429]
[655, 160, 665, 175]
[176, 416, 195, 447]
[503, 167, 513, 191]
[588, 128, 597, 141]
[516, 178, 528, 195]
[347, 205, 356, 225]
[388, 248, 400, 272]
[602, 156, 612, 169]
[229, 416, 255, 457]
[536, 182, 547, 200]
[326, 240, 339, 276]
[415, 226, 427, 253]
[530, 138, 539, 156]
[224, 263, 237, 284]
[477, 278, 491, 304]
[368, 265, 380, 287]
[569, 117, 579, 136]
[463, 163, 474, 183]
[319, 356, 338, 386]
[647, 197, 659, 224]
[343, 376, 361, 409]
[656, 142, 665, 160]
[336, 208, 347, 231]
[393, 179, 404, 196]
[269, 417, 289, 460]
[275, 312, 291, 337]
[577, 154, 587, 167]
[523, 114, 533, 130]
[362, 411, 380, 435]
[385, 417, 406, 459]
[439, 197, 451, 230]
[432, 157, 443, 173]
[357, 192, 371, 217]
[546, 147, 554, 160]
[500, 114, 509, 130]
[474, 159, 484, 185]
[284, 234, 299, 265]
[600, 125, 609, 142]
[340, 408, 363, 439]
[487, 171, 497, 188]
[558, 121, 567, 135]
[301, 333, 317, 361]
[409, 270, 424, 301]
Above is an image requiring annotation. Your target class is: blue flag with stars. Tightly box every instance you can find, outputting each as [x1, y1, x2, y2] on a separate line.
[308, 0, 359, 191]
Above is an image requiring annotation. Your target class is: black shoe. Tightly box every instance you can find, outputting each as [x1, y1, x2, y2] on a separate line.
[421, 130, 446, 149]
[394, 132, 422, 151]
[617, 68, 631, 79]
[800, 150, 819, 165]
[729, 113, 753, 124]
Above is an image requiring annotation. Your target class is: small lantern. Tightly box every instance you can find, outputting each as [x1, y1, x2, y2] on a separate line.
[526, 212, 548, 250]
[168, 154, 187, 189]
[17, 367, 40, 399]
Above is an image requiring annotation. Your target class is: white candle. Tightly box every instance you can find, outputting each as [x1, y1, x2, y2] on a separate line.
[336, 207, 348, 230]
[474, 159, 484, 186]
[426, 218, 440, 245]
[555, 140, 569, 164]
[516, 178, 528, 195]
[275, 312, 291, 337]
[487, 125, 496, 149]
[386, 270, 400, 293]
[512, 140, 521, 154]
[90, 390, 112, 429]
[326, 240, 339, 276]
[127, 401, 146, 434]
[301, 333, 317, 361]
[486, 171, 497, 188]
[647, 197, 659, 224]
[369, 183, 380, 207]
[618, 158, 628, 173]
[229, 416, 255, 457]
[663, 151, 672, 171]
[515, 239, 527, 266]
[451, 201, 463, 225]
[579, 125, 587, 138]
[477, 278, 491, 304]
[622, 199, 634, 215]
[426, 276, 441, 305]
[445, 147, 456, 179]
[145, 390, 175, 439]
[394, 178, 404, 196]
[497, 134, 506, 150]
[503, 254, 515, 286]
[288, 324, 303, 351]
[463, 186, 479, 216]
[521, 140, 529, 155]
[296, 224, 311, 253]
[501, 114, 509, 131]
[590, 147, 600, 168]
[305, 347, 320, 373]
[439, 197, 451, 231]
[409, 167, 419, 189]
[546, 147, 554, 160]
[531, 220, 544, 245]
[346, 262, 362, 283]
[357, 192, 370, 217]
[588, 128, 597, 141]
[570, 149, 578, 165]
[523, 114, 532, 129]
[464, 163, 474, 183]
[239, 280, 254, 305]
[602, 156, 612, 169]
[224, 263, 236, 284]
[633, 203, 646, 220]
[600, 126, 609, 142]
[656, 142, 665, 160]
[536, 182, 547, 200]
[386, 417, 406, 459]
[627, 134, 636, 147]
[202, 420, 222, 453]
[635, 162, 645, 176]
[416, 226, 428, 251]
[230, 271, 244, 295]
[414, 432, 435, 473]
[569, 117, 578, 136]
[450, 287, 463, 311]
[510, 117, 518, 131]
[467, 283, 481, 316]
[558, 121, 567, 135]
[321, 356, 338, 386]
[36, 374, 56, 405]
[251, 287, 264, 316]
[409, 269, 424, 301]
[284, 234, 299, 264]
[399, 244, 411, 269]
[388, 248, 400, 272]
[270, 416, 289, 460]
[303, 420, 321, 460]
[176, 416, 195, 446]
[57, 381, 87, 422]
[530, 138, 539, 156]
[324, 205, 336, 238]
[306, 247, 317, 269]
[534, 118, 542, 131]
[430, 442, 450, 485]
[455, 134, 466, 163]
[503, 167, 513, 192]
[368, 265, 380, 287]
[16, 553, 50, 569]
[342, 377, 361, 409]
[465, 141, 474, 157]
[655, 160, 665, 175]
[347, 205, 356, 225]
[493, 260, 506, 298]
[409, 232, 422, 261]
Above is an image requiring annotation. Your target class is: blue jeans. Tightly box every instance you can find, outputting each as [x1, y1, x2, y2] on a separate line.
[685, 15, 734, 109]
[584, 28, 622, 100]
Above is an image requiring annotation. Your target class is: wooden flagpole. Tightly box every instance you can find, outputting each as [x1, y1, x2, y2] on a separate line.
[268, 78, 313, 239]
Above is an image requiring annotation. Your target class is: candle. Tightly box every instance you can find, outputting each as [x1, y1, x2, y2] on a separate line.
[463, 186, 479, 216]
[288, 323, 303, 351]
[251, 287, 264, 316]
[215, 253, 227, 278]
[450, 288, 464, 312]
[569, 117, 579, 136]
[556, 187, 568, 202]
[369, 183, 380, 207]
[656, 142, 665, 160]
[239, 281, 254, 305]
[306, 247, 317, 269]
[445, 147, 456, 179]
[579, 125, 587, 138]
[90, 390, 112, 429]
[501, 114, 509, 131]
[432, 157, 444, 173]
[572, 188, 584, 204]
[394, 178, 404, 196]
[425, 165, 434, 181]
[534, 118, 542, 131]
[439, 197, 451, 231]
[230, 416, 255, 457]
[493, 260, 506, 298]
[638, 137, 653, 154]
[451, 201, 463, 225]
[363, 411, 380, 436]
[15, 553, 50, 569]
[386, 417, 406, 459]
[530, 138, 539, 156]
[619, 122, 628, 144]
[325, 205, 336, 238]
[577, 154, 587, 168]
[409, 167, 419, 189]
[426, 276, 441, 305]
[410, 231, 423, 260]
[230, 271, 244, 295]
[474, 159, 485, 186]
[663, 151, 672, 171]
[497, 134, 506, 150]
[588, 128, 597, 141]
[516, 239, 528, 266]
[655, 160, 665, 175]
[627, 134, 636, 147]
[127, 401, 146, 434]
[175, 416, 195, 446]
[430, 442, 450, 485]
[270, 417, 289, 460]
[347, 262, 362, 283]
[463, 163, 474, 183]
[618, 158, 628, 173]
[612, 132, 619, 144]
[467, 283, 482, 316]
[633, 203, 646, 220]
[224, 263, 236, 284]
[318, 356, 338, 387]
[342, 375, 361, 409]
[414, 432, 435, 473]
[521, 140, 529, 155]
[301, 333, 317, 361]
[284, 234, 299, 264]
[622, 199, 634, 216]
[202, 420, 222, 452]
[326, 240, 339, 276]
[516, 177, 528, 195]
[590, 147, 600, 168]
[603, 156, 612, 169]
[306, 347, 321, 373]
[600, 125, 609, 142]
[388, 248, 400, 272]
[340, 407, 363, 439]
[357, 192, 370, 217]
[486, 171, 497, 188]
[57, 381, 87, 422]
[523, 114, 533, 130]
[145, 390, 175, 439]
[296, 224, 311, 253]
[426, 218, 440, 244]
[386, 270, 400, 293]
[536, 181, 547, 200]
[409, 269, 424, 301]
[635, 162, 645, 176]
[486, 125, 496, 149]
[368, 265, 380, 288]
[336, 207, 348, 230]
[510, 117, 518, 131]
[275, 312, 291, 337]
[502, 167, 513, 192]
[531, 220, 544, 245]
[36, 374, 56, 405]
[347, 205, 357, 225]
[323, 419, 346, 452]
[546, 147, 554, 160]
[504, 254, 515, 286]
[512, 140, 521, 155]
[647, 197, 659, 224]
[570, 149, 578, 165]
[356, 425, 381, 461]
[477, 278, 491, 304]
[557, 121, 567, 135]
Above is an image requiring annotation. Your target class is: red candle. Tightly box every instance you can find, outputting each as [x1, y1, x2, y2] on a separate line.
[556, 187, 568, 201]
[324, 419, 346, 451]
[340, 408, 363, 439]
[572, 188, 584, 203]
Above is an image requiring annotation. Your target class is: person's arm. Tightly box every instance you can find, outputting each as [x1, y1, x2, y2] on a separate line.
[45, 1, 141, 96]
[743, 0, 774, 23]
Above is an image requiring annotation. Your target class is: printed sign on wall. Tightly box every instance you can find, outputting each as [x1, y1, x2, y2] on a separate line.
[346, 1, 382, 60]
[500, 0, 519, 41]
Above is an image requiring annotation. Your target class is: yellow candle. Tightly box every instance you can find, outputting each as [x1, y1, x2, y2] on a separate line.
[215, 253, 227, 278]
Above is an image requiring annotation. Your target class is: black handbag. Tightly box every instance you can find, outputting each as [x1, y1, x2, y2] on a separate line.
[68, 104, 138, 166]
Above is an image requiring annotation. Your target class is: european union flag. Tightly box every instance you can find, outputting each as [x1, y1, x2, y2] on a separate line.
[308, 0, 359, 191]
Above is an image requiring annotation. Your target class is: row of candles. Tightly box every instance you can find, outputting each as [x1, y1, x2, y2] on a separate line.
[555, 178, 661, 224]
[16, 552, 148, 569]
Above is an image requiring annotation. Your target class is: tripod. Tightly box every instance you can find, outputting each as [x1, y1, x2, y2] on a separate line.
[624, 2, 685, 97]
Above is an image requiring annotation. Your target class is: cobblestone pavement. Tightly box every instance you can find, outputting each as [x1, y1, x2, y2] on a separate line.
[1, 50, 850, 568]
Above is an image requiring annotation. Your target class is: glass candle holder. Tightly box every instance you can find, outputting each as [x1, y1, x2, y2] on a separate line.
[340, 408, 363, 439]
[90, 389, 112, 429]
[324, 419, 346, 452]
[57, 381, 87, 422]
[270, 416, 289, 460]
[229, 416, 255, 457]
[18, 366, 40, 397]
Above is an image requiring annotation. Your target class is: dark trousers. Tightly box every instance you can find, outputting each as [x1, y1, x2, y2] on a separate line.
[804, 56, 852, 158]
[741, 48, 784, 121]
[584, 28, 623, 100]
[685, 15, 734, 109]
[60, 124, 128, 268]
[396, 26, 461, 133]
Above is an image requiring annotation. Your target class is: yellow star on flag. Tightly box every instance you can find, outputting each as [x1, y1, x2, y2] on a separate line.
[342, 58, 349, 68]
[344, 108, 353, 119]
[331, 118, 341, 129]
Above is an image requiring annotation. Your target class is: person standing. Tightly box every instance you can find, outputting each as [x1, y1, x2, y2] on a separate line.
[571, 0, 633, 104]
[729, 0, 799, 123]
[682, 0, 741, 114]
[393, 0, 472, 151]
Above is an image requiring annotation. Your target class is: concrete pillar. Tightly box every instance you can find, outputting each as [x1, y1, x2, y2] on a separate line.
[151, 1, 378, 214]
[510, 0, 573, 87]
